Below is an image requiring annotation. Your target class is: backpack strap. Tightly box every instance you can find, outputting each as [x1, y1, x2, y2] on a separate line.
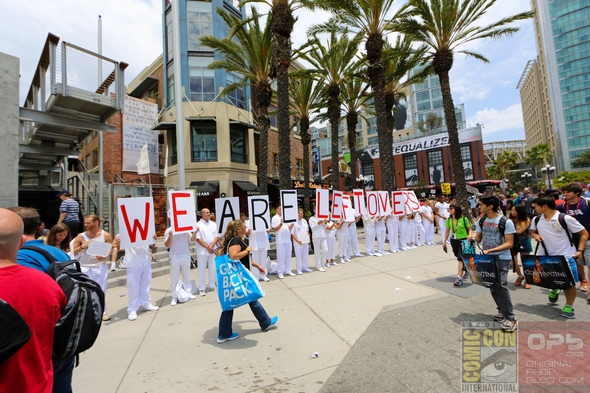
[21, 245, 58, 263]
[557, 213, 575, 247]
[498, 215, 507, 237]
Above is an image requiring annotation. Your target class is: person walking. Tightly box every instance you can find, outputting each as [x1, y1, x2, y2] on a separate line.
[435, 195, 451, 245]
[468, 195, 518, 331]
[443, 204, 471, 287]
[509, 205, 532, 289]
[217, 220, 278, 343]
[56, 190, 81, 239]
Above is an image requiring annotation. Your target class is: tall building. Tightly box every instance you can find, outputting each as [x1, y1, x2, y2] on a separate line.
[520, 0, 590, 171]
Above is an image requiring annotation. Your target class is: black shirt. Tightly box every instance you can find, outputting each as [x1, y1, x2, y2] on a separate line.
[229, 236, 249, 269]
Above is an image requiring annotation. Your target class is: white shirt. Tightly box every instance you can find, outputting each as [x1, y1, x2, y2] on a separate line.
[123, 245, 152, 268]
[165, 228, 191, 257]
[420, 205, 433, 221]
[362, 215, 375, 228]
[250, 229, 270, 250]
[195, 219, 218, 255]
[272, 214, 292, 244]
[531, 211, 585, 257]
[291, 219, 310, 244]
[309, 216, 326, 239]
[435, 202, 450, 219]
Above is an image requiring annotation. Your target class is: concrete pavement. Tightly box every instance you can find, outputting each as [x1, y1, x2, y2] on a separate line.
[72, 234, 590, 392]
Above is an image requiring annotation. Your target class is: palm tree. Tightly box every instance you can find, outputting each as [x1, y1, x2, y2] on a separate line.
[242, 0, 315, 191]
[495, 150, 519, 179]
[307, 0, 400, 192]
[416, 112, 444, 134]
[200, 7, 274, 194]
[288, 76, 323, 213]
[574, 150, 590, 168]
[298, 31, 362, 191]
[524, 143, 554, 182]
[394, 0, 533, 213]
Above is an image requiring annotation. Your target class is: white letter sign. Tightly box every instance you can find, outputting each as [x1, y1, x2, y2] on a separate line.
[117, 197, 156, 249]
[316, 189, 330, 219]
[353, 189, 365, 216]
[366, 191, 379, 217]
[168, 190, 197, 234]
[280, 190, 298, 223]
[248, 195, 270, 231]
[215, 197, 240, 235]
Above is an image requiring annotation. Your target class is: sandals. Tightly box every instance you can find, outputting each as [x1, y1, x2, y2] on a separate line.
[514, 276, 525, 287]
[580, 280, 589, 292]
[523, 282, 531, 289]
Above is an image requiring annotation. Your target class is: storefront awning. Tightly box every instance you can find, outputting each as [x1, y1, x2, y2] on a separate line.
[233, 181, 260, 195]
[151, 122, 176, 130]
[189, 181, 219, 197]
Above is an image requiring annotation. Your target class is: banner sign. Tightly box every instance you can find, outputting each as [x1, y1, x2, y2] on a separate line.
[392, 126, 482, 155]
[122, 96, 159, 174]
[117, 197, 156, 249]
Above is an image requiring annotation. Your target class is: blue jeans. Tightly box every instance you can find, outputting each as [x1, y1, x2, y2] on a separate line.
[53, 355, 75, 393]
[218, 300, 271, 339]
[490, 258, 516, 321]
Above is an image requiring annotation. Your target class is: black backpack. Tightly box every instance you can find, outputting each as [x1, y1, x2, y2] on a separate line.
[20, 246, 105, 359]
[478, 215, 509, 237]
[533, 213, 580, 249]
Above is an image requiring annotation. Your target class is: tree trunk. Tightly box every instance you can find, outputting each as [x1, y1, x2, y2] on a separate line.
[346, 110, 358, 183]
[366, 33, 394, 192]
[272, 3, 294, 191]
[328, 84, 341, 191]
[384, 90, 396, 190]
[435, 60, 470, 218]
[300, 116, 311, 214]
[253, 82, 272, 195]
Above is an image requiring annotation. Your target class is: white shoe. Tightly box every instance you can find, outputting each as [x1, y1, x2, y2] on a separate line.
[410, 245, 417, 249]
[318, 267, 326, 272]
[278, 274, 284, 279]
[401, 247, 409, 251]
[261, 276, 270, 282]
[285, 271, 296, 276]
[374, 252, 382, 257]
[110, 267, 116, 272]
[297, 271, 303, 275]
[128, 311, 138, 321]
[303, 268, 313, 273]
[171, 298, 178, 306]
[345, 257, 352, 262]
[199, 290, 206, 297]
[355, 253, 364, 257]
[188, 294, 196, 300]
[143, 304, 159, 312]
[340, 258, 345, 263]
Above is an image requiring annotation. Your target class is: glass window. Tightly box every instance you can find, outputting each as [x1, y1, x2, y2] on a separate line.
[226, 73, 246, 109]
[189, 57, 215, 102]
[191, 121, 217, 162]
[363, 161, 374, 176]
[460, 145, 471, 161]
[427, 150, 443, 185]
[167, 64, 175, 106]
[273, 153, 279, 175]
[296, 158, 303, 177]
[368, 136, 378, 146]
[403, 154, 419, 186]
[166, 11, 173, 62]
[270, 106, 277, 128]
[169, 129, 178, 165]
[187, 1, 213, 51]
[230, 126, 247, 163]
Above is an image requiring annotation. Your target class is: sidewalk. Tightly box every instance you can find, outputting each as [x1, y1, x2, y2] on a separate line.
[72, 235, 590, 392]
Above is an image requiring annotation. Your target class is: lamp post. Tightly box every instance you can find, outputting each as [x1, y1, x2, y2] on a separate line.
[541, 164, 556, 189]
[356, 174, 367, 190]
[521, 172, 532, 188]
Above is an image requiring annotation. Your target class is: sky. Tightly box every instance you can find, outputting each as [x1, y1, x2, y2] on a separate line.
[2, 0, 536, 144]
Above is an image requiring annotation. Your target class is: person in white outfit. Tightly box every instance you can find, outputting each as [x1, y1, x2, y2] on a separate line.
[165, 226, 197, 305]
[73, 214, 113, 321]
[325, 219, 337, 266]
[309, 213, 328, 271]
[291, 208, 312, 274]
[420, 199, 435, 245]
[413, 208, 426, 246]
[113, 234, 160, 321]
[272, 207, 294, 278]
[349, 215, 363, 257]
[375, 215, 387, 254]
[386, 213, 400, 252]
[195, 209, 219, 296]
[249, 223, 271, 282]
[362, 213, 376, 256]
[335, 220, 350, 263]
[435, 196, 451, 244]
[398, 213, 411, 250]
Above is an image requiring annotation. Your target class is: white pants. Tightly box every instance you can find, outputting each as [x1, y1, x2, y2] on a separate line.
[127, 263, 152, 313]
[408, 222, 417, 244]
[196, 253, 216, 291]
[438, 217, 448, 243]
[337, 233, 349, 258]
[170, 254, 192, 299]
[276, 242, 292, 274]
[387, 220, 399, 251]
[349, 227, 360, 255]
[423, 220, 434, 244]
[326, 236, 336, 260]
[399, 221, 410, 247]
[294, 243, 310, 272]
[312, 238, 328, 269]
[251, 249, 268, 280]
[82, 264, 108, 312]
[414, 222, 426, 245]
[376, 229, 386, 253]
[365, 226, 376, 254]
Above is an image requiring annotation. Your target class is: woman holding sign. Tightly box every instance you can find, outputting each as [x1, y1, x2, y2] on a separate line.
[217, 220, 278, 343]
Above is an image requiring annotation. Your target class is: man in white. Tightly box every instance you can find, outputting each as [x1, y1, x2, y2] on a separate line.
[195, 208, 219, 296]
[420, 198, 435, 245]
[272, 206, 295, 278]
[335, 219, 350, 263]
[73, 214, 113, 321]
[165, 225, 197, 305]
[349, 215, 363, 257]
[113, 234, 159, 321]
[386, 213, 400, 253]
[309, 212, 328, 272]
[362, 212, 376, 256]
[291, 208, 312, 274]
[435, 195, 450, 244]
[248, 218, 271, 282]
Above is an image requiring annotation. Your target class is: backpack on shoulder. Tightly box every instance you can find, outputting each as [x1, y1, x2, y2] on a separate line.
[20, 246, 105, 359]
[478, 215, 509, 237]
[533, 213, 580, 249]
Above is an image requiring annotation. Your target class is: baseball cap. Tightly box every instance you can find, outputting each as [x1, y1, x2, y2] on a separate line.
[56, 190, 69, 197]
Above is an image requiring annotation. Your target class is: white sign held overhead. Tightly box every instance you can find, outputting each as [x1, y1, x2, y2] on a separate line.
[117, 197, 156, 249]
[215, 197, 240, 236]
[280, 190, 298, 223]
[353, 189, 365, 216]
[378, 191, 392, 216]
[366, 191, 379, 217]
[168, 190, 198, 234]
[391, 191, 406, 216]
[332, 191, 343, 220]
[316, 189, 330, 219]
[342, 196, 355, 222]
[248, 195, 271, 232]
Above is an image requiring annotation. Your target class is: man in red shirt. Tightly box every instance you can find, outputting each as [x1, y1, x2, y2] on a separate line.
[0, 208, 66, 393]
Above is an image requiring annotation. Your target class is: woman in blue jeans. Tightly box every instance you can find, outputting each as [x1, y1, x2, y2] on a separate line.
[217, 220, 278, 343]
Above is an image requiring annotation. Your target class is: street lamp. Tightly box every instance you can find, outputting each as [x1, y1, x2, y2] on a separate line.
[541, 164, 556, 189]
[356, 174, 367, 189]
[521, 172, 532, 188]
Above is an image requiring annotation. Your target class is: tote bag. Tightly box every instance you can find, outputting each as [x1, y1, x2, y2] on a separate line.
[522, 242, 578, 290]
[215, 253, 265, 311]
[462, 254, 499, 288]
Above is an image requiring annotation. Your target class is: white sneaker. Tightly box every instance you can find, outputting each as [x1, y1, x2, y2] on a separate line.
[278, 274, 284, 279]
[143, 304, 159, 312]
[410, 245, 417, 249]
[318, 267, 326, 272]
[261, 276, 270, 282]
[297, 271, 303, 275]
[285, 271, 296, 276]
[303, 268, 313, 273]
[345, 257, 352, 262]
[355, 253, 364, 257]
[171, 298, 178, 306]
[401, 247, 409, 251]
[199, 290, 206, 297]
[128, 311, 138, 321]
[188, 294, 196, 300]
[373, 252, 382, 257]
[110, 267, 116, 272]
[340, 258, 345, 263]
[382, 251, 391, 255]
